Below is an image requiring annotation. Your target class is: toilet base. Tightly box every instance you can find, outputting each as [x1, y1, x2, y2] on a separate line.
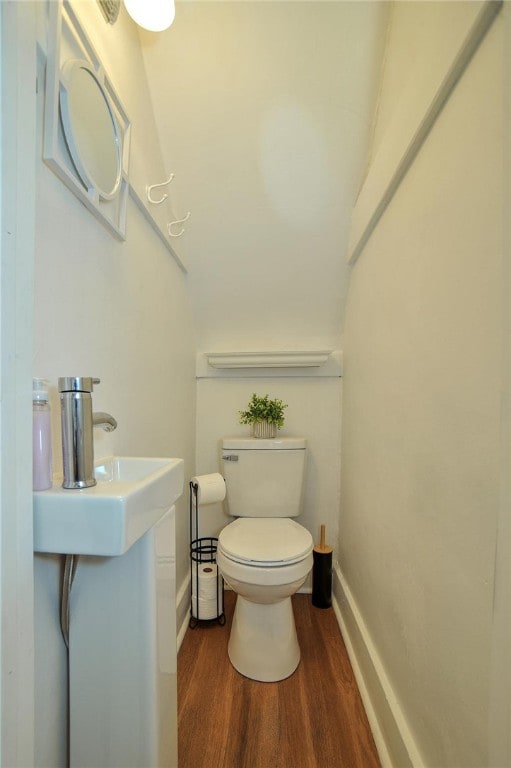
[228, 595, 300, 682]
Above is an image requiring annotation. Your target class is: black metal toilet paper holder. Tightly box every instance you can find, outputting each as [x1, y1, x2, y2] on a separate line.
[189, 480, 225, 629]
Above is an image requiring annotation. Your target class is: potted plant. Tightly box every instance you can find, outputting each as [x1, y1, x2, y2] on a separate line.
[239, 393, 287, 438]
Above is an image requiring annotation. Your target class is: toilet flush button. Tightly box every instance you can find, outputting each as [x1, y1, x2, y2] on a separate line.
[223, 454, 238, 462]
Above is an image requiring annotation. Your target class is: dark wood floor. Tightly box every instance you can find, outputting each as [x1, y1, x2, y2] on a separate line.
[178, 591, 381, 768]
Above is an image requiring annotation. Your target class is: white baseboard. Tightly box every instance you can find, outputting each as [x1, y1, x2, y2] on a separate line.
[176, 574, 191, 653]
[332, 563, 424, 768]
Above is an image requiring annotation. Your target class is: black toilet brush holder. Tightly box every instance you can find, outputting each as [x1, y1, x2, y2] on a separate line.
[312, 524, 333, 609]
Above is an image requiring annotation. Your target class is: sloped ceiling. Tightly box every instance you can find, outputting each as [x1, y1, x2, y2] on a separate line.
[141, 1, 389, 353]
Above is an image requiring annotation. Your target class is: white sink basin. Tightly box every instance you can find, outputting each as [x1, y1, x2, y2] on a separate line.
[33, 455, 184, 556]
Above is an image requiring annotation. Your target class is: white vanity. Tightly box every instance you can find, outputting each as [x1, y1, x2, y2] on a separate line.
[34, 456, 184, 768]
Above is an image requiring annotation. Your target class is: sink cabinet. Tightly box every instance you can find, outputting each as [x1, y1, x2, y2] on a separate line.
[33, 456, 184, 768]
[69, 508, 177, 768]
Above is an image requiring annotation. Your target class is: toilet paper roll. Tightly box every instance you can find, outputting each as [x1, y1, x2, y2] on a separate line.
[191, 563, 223, 620]
[192, 563, 219, 601]
[191, 473, 226, 505]
[191, 595, 221, 621]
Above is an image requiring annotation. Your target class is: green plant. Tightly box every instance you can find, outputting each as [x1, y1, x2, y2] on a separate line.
[239, 393, 288, 429]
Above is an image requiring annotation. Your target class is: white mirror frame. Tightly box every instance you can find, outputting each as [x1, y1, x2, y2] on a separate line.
[43, 0, 131, 240]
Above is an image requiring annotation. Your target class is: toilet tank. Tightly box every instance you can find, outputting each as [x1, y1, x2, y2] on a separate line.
[221, 436, 306, 518]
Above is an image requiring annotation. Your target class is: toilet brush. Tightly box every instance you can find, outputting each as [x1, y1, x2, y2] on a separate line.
[312, 524, 333, 608]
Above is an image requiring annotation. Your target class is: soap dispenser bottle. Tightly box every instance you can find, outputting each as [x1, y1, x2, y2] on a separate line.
[33, 378, 52, 491]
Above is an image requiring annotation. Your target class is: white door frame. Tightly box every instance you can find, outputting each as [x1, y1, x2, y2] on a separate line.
[489, 6, 511, 766]
[0, 2, 36, 765]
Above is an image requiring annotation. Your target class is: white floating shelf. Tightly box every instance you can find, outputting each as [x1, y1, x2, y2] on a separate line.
[197, 351, 343, 378]
[206, 351, 331, 369]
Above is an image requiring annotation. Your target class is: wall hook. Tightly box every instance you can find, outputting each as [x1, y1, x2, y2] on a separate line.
[168, 211, 191, 238]
[146, 173, 174, 205]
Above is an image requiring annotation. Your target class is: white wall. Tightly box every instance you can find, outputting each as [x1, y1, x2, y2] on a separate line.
[369, 0, 488, 162]
[337, 4, 507, 766]
[33, 2, 196, 765]
[142, 1, 389, 351]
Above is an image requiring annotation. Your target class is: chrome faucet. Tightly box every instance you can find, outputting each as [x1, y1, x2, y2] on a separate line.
[58, 377, 117, 489]
[93, 412, 117, 431]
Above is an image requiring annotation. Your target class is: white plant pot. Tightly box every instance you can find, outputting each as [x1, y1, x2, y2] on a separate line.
[252, 421, 276, 439]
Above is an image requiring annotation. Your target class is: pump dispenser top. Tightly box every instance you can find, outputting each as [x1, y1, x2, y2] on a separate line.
[33, 377, 50, 403]
[33, 378, 52, 491]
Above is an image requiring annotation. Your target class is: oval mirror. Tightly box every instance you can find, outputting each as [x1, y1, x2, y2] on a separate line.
[59, 60, 121, 201]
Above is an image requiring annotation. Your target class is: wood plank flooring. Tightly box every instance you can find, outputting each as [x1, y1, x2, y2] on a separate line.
[178, 591, 381, 768]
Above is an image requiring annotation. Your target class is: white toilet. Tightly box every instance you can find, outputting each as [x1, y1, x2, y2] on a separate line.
[216, 436, 313, 682]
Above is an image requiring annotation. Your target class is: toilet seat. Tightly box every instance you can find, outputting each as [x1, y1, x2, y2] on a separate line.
[218, 518, 313, 566]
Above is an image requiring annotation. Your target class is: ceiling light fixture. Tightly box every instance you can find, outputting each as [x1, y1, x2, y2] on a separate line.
[124, 0, 175, 32]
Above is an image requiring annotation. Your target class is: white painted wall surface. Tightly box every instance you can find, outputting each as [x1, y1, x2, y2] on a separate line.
[370, 0, 487, 162]
[33, 2, 196, 765]
[338, 5, 505, 766]
[142, 1, 389, 351]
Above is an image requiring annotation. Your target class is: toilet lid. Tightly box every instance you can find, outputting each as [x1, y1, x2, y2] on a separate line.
[218, 518, 313, 566]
